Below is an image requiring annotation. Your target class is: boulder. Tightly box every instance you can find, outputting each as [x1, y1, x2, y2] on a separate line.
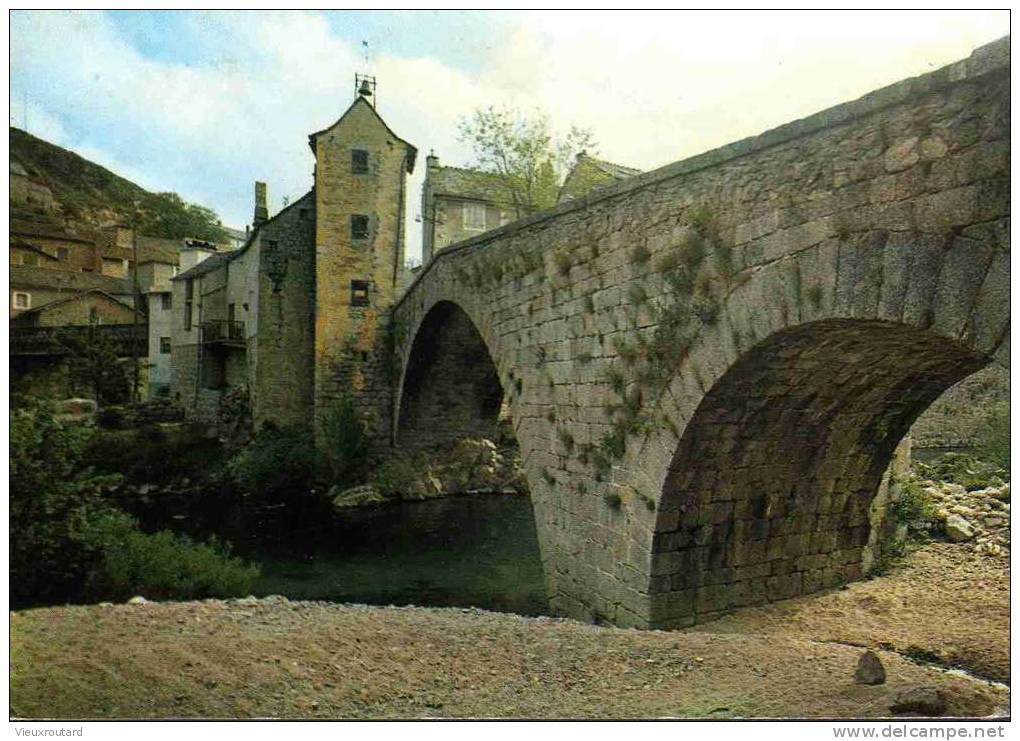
[889, 686, 946, 716]
[944, 514, 975, 542]
[331, 484, 386, 510]
[853, 650, 886, 685]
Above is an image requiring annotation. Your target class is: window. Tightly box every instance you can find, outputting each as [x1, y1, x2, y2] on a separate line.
[299, 208, 309, 220]
[57, 247, 70, 261]
[350, 280, 370, 307]
[350, 214, 369, 240]
[159, 337, 171, 354]
[184, 279, 194, 330]
[89, 307, 101, 325]
[463, 202, 486, 231]
[161, 293, 172, 311]
[12, 292, 30, 310]
[351, 149, 369, 174]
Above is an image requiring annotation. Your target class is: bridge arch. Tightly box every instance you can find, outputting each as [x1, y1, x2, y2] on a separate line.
[394, 299, 506, 450]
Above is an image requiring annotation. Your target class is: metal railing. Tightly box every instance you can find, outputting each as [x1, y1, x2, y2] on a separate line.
[10, 323, 147, 357]
[200, 319, 245, 346]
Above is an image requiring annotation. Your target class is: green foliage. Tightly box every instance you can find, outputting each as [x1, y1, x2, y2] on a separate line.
[868, 535, 908, 577]
[630, 244, 652, 265]
[557, 426, 575, 453]
[10, 399, 120, 604]
[81, 510, 259, 602]
[87, 423, 224, 485]
[371, 455, 422, 498]
[226, 424, 317, 500]
[318, 395, 370, 485]
[915, 452, 1007, 491]
[627, 284, 648, 305]
[806, 284, 824, 309]
[603, 491, 623, 509]
[457, 107, 596, 218]
[890, 476, 938, 535]
[60, 323, 133, 406]
[976, 401, 1010, 473]
[11, 128, 228, 242]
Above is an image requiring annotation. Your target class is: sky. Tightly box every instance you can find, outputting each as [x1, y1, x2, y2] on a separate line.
[9, 10, 1010, 261]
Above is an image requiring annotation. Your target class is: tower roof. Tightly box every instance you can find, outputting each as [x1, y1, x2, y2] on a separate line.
[307, 96, 417, 173]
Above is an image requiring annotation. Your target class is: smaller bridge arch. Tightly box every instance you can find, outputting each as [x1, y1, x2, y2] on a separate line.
[394, 299, 506, 450]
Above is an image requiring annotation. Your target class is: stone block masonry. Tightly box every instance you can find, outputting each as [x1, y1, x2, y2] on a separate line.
[389, 38, 1010, 628]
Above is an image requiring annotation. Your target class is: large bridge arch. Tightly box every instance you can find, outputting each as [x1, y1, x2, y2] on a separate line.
[389, 38, 1009, 628]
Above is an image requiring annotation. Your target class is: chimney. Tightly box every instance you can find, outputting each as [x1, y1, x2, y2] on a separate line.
[253, 181, 269, 227]
[426, 150, 439, 171]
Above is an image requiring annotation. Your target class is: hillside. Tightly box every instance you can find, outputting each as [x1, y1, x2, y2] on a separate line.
[9, 127, 228, 242]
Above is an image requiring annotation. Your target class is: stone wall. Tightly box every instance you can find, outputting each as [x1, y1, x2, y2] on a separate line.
[392, 38, 1009, 628]
[253, 192, 317, 428]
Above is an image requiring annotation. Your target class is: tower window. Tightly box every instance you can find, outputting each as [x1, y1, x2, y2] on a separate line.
[12, 292, 31, 310]
[350, 280, 370, 307]
[351, 149, 369, 174]
[463, 202, 487, 231]
[161, 293, 172, 311]
[351, 215, 370, 240]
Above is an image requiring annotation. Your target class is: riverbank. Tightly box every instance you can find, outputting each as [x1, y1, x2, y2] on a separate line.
[11, 540, 1008, 719]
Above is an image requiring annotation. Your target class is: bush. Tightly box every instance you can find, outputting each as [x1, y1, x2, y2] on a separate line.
[81, 510, 259, 601]
[225, 423, 316, 501]
[976, 401, 1010, 474]
[318, 395, 369, 485]
[371, 454, 423, 498]
[87, 423, 224, 484]
[915, 452, 1006, 491]
[10, 400, 120, 605]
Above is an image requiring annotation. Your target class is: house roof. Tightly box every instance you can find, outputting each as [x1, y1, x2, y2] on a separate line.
[9, 218, 97, 245]
[10, 264, 134, 295]
[12, 288, 142, 320]
[136, 236, 182, 266]
[427, 165, 508, 203]
[577, 153, 641, 180]
[10, 239, 60, 261]
[307, 96, 417, 173]
[173, 189, 314, 281]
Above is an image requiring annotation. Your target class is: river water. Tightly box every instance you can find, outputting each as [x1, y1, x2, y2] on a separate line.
[231, 494, 549, 616]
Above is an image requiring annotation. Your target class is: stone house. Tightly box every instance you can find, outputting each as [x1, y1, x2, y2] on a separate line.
[420, 151, 641, 263]
[170, 92, 416, 437]
[420, 154, 512, 263]
[558, 152, 641, 202]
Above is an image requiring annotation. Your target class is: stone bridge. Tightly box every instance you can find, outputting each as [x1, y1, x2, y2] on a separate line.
[390, 38, 1010, 629]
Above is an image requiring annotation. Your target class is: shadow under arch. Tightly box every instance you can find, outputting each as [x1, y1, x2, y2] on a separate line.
[395, 300, 505, 450]
[649, 318, 991, 628]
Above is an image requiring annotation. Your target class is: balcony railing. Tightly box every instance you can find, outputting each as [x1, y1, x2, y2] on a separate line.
[10, 323, 147, 357]
[201, 320, 245, 347]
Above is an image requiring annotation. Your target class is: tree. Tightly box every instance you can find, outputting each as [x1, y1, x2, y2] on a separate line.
[457, 107, 596, 218]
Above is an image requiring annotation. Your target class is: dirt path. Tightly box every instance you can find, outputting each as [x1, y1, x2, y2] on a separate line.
[10, 543, 1009, 719]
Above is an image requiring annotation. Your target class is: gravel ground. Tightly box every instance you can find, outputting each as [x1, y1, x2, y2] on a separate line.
[9, 542, 1009, 720]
